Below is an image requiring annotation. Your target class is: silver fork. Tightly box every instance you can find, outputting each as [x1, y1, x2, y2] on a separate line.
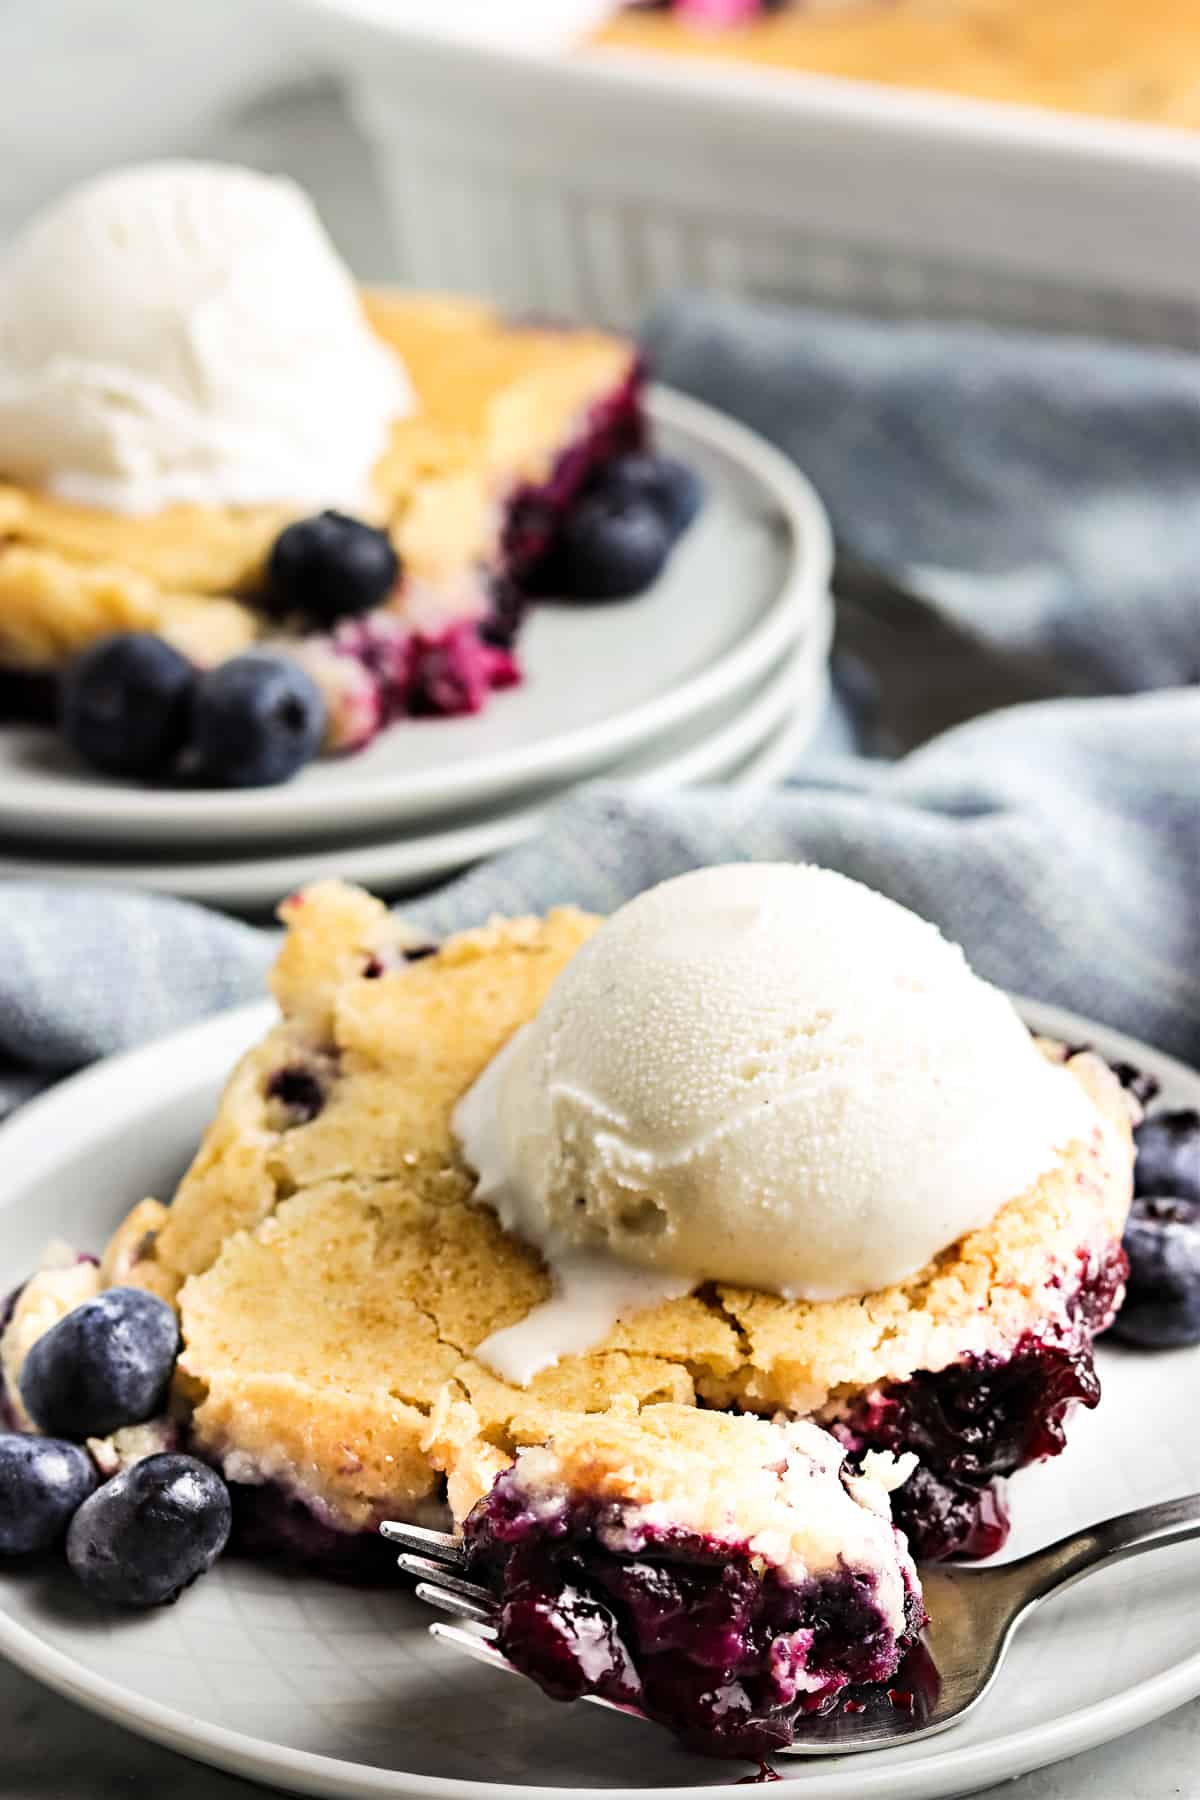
[383, 1493, 1200, 1755]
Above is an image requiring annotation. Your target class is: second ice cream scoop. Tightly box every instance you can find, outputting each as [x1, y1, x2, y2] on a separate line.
[0, 162, 412, 515]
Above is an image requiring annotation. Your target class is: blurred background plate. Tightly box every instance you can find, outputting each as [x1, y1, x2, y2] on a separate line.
[0, 389, 831, 854]
[0, 632, 830, 914]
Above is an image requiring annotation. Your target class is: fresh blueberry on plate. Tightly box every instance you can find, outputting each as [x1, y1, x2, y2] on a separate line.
[1133, 1109, 1200, 1204]
[60, 632, 194, 779]
[267, 510, 399, 625]
[19, 1286, 180, 1440]
[1107, 1059, 1161, 1110]
[599, 453, 705, 537]
[190, 653, 326, 788]
[66, 1453, 232, 1608]
[1109, 1194, 1200, 1349]
[0, 1434, 98, 1555]
[556, 491, 672, 601]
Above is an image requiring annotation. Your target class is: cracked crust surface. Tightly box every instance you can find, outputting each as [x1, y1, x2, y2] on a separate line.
[592, 3, 1200, 129]
[0, 294, 634, 671]
[105, 880, 1134, 1533]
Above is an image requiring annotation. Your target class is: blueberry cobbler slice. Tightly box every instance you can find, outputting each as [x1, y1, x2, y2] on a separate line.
[0, 870, 1125, 1582]
[461, 1403, 924, 1758]
[2, 868, 1145, 1676]
[0, 165, 701, 786]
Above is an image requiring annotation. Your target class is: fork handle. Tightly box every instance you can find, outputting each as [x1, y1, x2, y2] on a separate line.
[1008, 1491, 1200, 1605]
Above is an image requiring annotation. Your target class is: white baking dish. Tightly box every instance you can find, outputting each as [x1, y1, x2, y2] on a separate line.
[287, 3, 1200, 347]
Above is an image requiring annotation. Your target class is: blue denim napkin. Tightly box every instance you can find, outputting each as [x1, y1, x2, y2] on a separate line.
[2, 294, 1197, 1118]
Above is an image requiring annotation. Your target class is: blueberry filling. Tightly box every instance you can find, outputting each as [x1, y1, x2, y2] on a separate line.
[265, 1065, 327, 1125]
[227, 1479, 407, 1583]
[479, 575, 528, 651]
[501, 367, 646, 580]
[836, 1241, 1128, 1561]
[464, 1483, 923, 1760]
[301, 370, 646, 736]
[407, 628, 512, 718]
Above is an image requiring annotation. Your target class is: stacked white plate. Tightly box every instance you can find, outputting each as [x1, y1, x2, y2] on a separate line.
[0, 390, 833, 913]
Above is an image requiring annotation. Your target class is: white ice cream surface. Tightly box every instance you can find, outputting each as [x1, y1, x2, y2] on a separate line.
[0, 161, 412, 514]
[455, 864, 1102, 1384]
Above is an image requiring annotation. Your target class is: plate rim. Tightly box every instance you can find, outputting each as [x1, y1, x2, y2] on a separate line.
[0, 608, 831, 910]
[0, 387, 833, 850]
[0, 995, 1197, 1800]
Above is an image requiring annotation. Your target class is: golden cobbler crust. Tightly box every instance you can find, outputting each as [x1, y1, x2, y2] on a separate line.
[0, 294, 634, 670]
[102, 880, 1134, 1531]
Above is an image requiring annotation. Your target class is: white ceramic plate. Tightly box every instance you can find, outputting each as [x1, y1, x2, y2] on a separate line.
[0, 389, 832, 853]
[0, 998, 1197, 1799]
[0, 634, 830, 912]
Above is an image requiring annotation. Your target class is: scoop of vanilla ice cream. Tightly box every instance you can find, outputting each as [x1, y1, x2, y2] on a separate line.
[0, 162, 412, 514]
[456, 864, 1103, 1335]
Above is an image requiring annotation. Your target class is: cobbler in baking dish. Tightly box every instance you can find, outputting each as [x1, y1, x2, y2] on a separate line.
[597, 3, 1200, 130]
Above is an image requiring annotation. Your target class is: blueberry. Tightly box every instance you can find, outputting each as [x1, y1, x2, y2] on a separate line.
[20, 1286, 179, 1440]
[0, 1434, 98, 1555]
[66, 1453, 231, 1608]
[1108, 1060, 1161, 1110]
[1109, 1195, 1200, 1349]
[60, 633, 194, 779]
[190, 653, 326, 789]
[480, 576, 527, 650]
[597, 454, 704, 538]
[1133, 1109, 1200, 1203]
[267, 511, 399, 625]
[265, 1064, 326, 1125]
[556, 492, 672, 601]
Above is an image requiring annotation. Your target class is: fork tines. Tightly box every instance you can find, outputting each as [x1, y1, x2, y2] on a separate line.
[397, 1553, 495, 1607]
[379, 1519, 466, 1562]
[384, 1519, 499, 1633]
[414, 1581, 498, 1631]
